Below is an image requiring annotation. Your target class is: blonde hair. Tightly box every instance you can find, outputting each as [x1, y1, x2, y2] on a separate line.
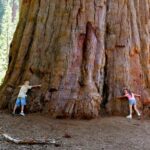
[24, 81, 30, 85]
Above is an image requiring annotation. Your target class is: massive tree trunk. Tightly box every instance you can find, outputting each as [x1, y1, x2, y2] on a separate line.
[104, 0, 150, 116]
[0, 0, 150, 119]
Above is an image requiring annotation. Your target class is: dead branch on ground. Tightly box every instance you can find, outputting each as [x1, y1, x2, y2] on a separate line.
[2, 133, 61, 146]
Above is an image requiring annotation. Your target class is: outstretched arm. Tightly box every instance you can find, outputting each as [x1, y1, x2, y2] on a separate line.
[31, 85, 41, 88]
[133, 93, 141, 97]
[116, 95, 127, 99]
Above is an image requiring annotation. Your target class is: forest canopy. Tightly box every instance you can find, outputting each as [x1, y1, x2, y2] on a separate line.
[0, 0, 19, 84]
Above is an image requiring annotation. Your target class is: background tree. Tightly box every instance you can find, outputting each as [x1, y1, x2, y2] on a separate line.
[0, 0, 150, 119]
[0, 0, 5, 34]
[0, 0, 19, 84]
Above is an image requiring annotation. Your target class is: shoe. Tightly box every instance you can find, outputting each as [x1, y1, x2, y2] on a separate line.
[138, 114, 141, 120]
[12, 112, 16, 116]
[20, 112, 25, 116]
[126, 115, 132, 119]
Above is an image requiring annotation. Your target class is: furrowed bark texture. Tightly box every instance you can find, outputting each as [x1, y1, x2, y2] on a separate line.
[0, 0, 150, 118]
[105, 0, 150, 117]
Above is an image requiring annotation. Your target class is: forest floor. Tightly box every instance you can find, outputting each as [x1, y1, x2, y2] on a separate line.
[0, 111, 150, 150]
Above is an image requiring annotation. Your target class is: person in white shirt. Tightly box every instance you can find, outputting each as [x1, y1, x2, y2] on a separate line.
[12, 81, 41, 116]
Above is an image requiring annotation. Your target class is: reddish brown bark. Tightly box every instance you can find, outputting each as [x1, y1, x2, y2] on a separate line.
[104, 0, 150, 117]
[0, 0, 150, 118]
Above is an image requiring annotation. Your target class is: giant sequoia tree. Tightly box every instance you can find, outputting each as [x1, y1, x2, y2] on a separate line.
[0, 0, 150, 119]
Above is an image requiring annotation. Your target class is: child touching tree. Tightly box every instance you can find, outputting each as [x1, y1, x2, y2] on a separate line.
[12, 81, 41, 116]
[117, 88, 141, 119]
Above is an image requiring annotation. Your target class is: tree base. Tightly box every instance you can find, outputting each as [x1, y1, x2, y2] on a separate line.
[44, 92, 101, 119]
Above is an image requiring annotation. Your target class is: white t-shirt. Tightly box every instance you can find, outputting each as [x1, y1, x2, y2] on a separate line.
[18, 85, 32, 98]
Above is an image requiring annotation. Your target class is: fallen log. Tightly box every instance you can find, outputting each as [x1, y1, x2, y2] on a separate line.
[2, 133, 61, 146]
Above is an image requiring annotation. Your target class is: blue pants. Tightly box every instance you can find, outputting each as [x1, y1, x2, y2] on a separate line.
[15, 97, 26, 106]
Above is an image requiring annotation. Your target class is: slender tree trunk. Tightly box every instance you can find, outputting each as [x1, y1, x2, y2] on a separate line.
[12, 0, 18, 22]
[0, 0, 150, 118]
[0, 0, 6, 34]
[19, 0, 22, 12]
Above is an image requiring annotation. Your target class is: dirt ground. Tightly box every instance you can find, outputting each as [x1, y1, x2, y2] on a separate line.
[0, 111, 150, 150]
